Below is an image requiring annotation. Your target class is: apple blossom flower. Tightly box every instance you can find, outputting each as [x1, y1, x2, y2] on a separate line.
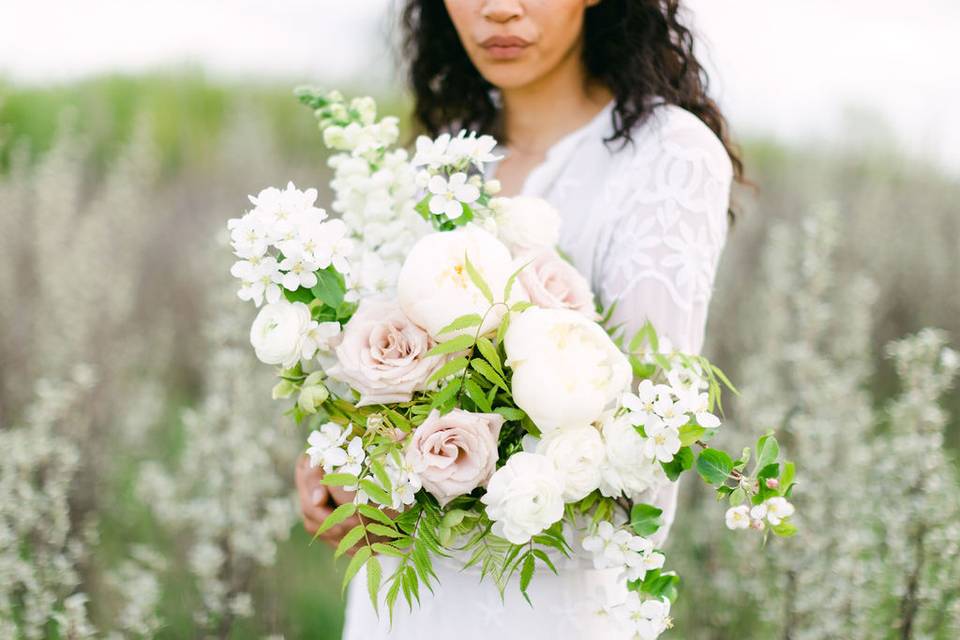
[427, 172, 480, 220]
[764, 497, 795, 525]
[725, 505, 751, 530]
[641, 417, 682, 463]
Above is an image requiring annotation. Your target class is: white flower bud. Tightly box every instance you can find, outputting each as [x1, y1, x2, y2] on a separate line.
[484, 179, 501, 194]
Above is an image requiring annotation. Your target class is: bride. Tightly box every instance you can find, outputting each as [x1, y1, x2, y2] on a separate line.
[296, 0, 742, 637]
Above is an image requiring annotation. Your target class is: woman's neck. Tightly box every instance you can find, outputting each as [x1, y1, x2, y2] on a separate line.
[499, 45, 613, 156]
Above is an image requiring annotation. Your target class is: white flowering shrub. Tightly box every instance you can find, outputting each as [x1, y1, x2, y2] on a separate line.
[137, 292, 300, 633]
[670, 205, 960, 639]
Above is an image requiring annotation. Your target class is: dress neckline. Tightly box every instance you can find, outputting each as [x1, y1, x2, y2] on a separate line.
[486, 98, 615, 195]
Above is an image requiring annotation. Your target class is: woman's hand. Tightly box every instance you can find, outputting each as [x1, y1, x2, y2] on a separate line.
[295, 454, 364, 553]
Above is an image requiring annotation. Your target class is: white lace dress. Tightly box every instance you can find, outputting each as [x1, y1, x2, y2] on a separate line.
[342, 99, 733, 640]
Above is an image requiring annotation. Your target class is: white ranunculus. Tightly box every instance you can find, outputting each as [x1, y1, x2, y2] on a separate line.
[599, 413, 668, 498]
[536, 426, 605, 502]
[249, 299, 313, 368]
[504, 307, 631, 433]
[481, 452, 565, 545]
[494, 196, 561, 253]
[397, 227, 526, 341]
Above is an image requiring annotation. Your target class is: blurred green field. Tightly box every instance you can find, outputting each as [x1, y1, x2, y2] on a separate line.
[1, 71, 957, 639]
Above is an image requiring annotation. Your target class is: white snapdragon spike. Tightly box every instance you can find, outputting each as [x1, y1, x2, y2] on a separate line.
[725, 505, 751, 530]
[640, 416, 682, 463]
[427, 172, 480, 220]
[306, 422, 350, 471]
[764, 497, 795, 525]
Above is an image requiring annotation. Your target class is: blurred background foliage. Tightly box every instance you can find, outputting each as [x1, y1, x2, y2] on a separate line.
[0, 71, 957, 638]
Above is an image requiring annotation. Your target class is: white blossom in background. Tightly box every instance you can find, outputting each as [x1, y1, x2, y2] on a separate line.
[138, 298, 298, 632]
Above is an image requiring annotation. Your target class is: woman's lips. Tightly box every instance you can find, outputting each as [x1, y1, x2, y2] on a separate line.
[479, 35, 531, 60]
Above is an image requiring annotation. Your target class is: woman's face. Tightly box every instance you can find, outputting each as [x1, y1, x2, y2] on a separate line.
[443, 0, 600, 90]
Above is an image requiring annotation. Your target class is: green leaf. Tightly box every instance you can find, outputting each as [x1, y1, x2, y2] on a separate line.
[426, 356, 470, 386]
[369, 457, 392, 495]
[495, 310, 511, 345]
[335, 524, 366, 558]
[780, 461, 796, 494]
[342, 546, 372, 595]
[425, 334, 475, 358]
[475, 337, 502, 373]
[679, 424, 708, 447]
[441, 509, 468, 528]
[771, 521, 798, 537]
[359, 479, 392, 506]
[314, 502, 357, 538]
[283, 286, 315, 304]
[371, 542, 406, 557]
[503, 259, 531, 301]
[366, 555, 382, 614]
[696, 449, 734, 486]
[661, 446, 694, 481]
[382, 407, 411, 432]
[311, 265, 346, 309]
[519, 553, 535, 603]
[321, 473, 359, 487]
[438, 313, 483, 335]
[756, 433, 780, 471]
[357, 504, 396, 527]
[366, 523, 404, 538]
[429, 378, 462, 410]
[711, 363, 739, 395]
[494, 407, 526, 422]
[729, 487, 746, 506]
[471, 359, 509, 392]
[463, 253, 494, 303]
[510, 300, 534, 312]
[630, 503, 664, 537]
[463, 378, 492, 412]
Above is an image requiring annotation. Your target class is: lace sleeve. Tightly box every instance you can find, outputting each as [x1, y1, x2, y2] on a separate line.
[593, 107, 733, 544]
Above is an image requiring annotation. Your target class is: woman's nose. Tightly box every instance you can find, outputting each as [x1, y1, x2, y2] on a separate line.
[481, 0, 523, 23]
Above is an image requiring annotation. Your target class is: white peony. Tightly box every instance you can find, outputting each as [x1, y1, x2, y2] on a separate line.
[481, 452, 565, 544]
[504, 307, 631, 433]
[249, 299, 313, 368]
[494, 196, 561, 253]
[397, 227, 526, 341]
[536, 426, 605, 501]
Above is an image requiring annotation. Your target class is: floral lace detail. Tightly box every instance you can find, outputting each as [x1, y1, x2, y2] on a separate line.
[595, 108, 731, 314]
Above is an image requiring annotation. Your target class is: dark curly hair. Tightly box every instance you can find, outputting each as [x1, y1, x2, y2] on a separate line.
[400, 0, 744, 193]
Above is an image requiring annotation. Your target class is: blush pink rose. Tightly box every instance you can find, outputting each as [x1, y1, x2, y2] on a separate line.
[517, 250, 598, 320]
[325, 298, 446, 406]
[405, 409, 505, 507]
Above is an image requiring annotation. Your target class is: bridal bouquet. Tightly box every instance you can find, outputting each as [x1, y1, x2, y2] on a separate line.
[227, 89, 798, 638]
